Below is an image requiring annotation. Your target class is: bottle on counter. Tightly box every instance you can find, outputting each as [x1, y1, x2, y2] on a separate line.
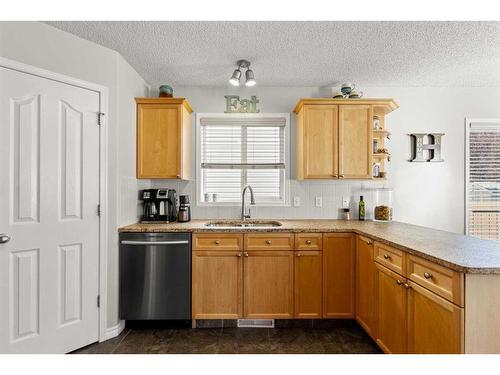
[358, 196, 365, 221]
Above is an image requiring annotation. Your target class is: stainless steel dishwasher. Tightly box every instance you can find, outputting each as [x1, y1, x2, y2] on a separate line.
[119, 232, 191, 320]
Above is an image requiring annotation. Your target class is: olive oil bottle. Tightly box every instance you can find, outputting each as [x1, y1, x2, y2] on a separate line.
[358, 196, 365, 221]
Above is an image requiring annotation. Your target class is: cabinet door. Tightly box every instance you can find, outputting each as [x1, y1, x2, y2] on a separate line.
[302, 105, 338, 178]
[356, 236, 378, 338]
[294, 251, 322, 318]
[407, 281, 464, 354]
[243, 251, 294, 319]
[323, 234, 355, 318]
[338, 105, 373, 179]
[376, 264, 407, 354]
[192, 251, 243, 319]
[137, 103, 181, 178]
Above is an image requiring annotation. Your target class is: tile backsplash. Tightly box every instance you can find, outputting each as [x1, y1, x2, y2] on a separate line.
[151, 179, 390, 221]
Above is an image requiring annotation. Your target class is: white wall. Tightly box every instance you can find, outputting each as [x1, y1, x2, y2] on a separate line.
[151, 85, 500, 234]
[0, 21, 150, 330]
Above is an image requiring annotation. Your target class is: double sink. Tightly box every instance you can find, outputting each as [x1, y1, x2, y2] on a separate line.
[204, 220, 282, 228]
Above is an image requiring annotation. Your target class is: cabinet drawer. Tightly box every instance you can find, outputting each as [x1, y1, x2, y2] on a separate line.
[407, 255, 464, 307]
[244, 233, 294, 251]
[374, 242, 405, 276]
[193, 233, 243, 251]
[295, 233, 323, 251]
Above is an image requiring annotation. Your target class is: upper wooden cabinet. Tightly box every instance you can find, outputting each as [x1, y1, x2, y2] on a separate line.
[338, 105, 373, 178]
[135, 98, 192, 179]
[294, 99, 398, 180]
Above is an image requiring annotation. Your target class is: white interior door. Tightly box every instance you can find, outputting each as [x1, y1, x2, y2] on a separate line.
[0, 66, 100, 353]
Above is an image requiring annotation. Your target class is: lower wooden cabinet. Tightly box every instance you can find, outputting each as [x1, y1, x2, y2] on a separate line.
[376, 263, 407, 354]
[323, 233, 355, 318]
[407, 281, 464, 354]
[192, 251, 243, 319]
[243, 251, 294, 319]
[356, 235, 378, 338]
[294, 250, 322, 318]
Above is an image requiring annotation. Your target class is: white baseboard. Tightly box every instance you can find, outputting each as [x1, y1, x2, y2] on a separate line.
[102, 320, 126, 341]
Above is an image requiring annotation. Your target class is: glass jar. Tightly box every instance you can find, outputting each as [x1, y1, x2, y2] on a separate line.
[373, 115, 381, 130]
[373, 188, 393, 222]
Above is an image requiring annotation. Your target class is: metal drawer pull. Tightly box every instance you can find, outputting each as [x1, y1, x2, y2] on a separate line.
[215, 240, 220, 245]
[305, 240, 312, 245]
[396, 279, 403, 285]
[121, 240, 189, 245]
[265, 240, 272, 245]
[383, 254, 391, 260]
[423, 272, 433, 279]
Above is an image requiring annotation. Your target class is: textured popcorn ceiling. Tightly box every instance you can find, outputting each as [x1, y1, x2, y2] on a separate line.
[46, 21, 500, 87]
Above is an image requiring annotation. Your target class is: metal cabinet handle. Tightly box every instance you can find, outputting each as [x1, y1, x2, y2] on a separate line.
[404, 283, 412, 289]
[383, 254, 391, 260]
[265, 240, 272, 245]
[332, 174, 338, 178]
[339, 174, 345, 178]
[305, 240, 312, 245]
[236, 253, 242, 257]
[121, 240, 189, 245]
[423, 272, 433, 279]
[396, 279, 403, 285]
[244, 252, 249, 257]
[361, 237, 372, 245]
[0, 234, 11, 244]
[215, 240, 220, 245]
[297, 253, 302, 257]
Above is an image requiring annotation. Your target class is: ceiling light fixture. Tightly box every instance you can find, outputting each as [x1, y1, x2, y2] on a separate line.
[229, 59, 256, 87]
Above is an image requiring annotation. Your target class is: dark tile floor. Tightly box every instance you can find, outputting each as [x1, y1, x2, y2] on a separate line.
[72, 320, 381, 354]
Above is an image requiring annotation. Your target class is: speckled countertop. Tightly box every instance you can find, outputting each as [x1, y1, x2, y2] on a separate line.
[118, 219, 500, 274]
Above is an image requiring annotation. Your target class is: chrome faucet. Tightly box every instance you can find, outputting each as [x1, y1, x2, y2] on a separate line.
[241, 185, 256, 220]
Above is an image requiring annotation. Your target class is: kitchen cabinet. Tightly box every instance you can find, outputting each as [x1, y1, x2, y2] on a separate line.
[296, 105, 338, 179]
[356, 235, 378, 338]
[376, 263, 407, 354]
[338, 105, 373, 178]
[407, 280, 464, 354]
[135, 98, 192, 179]
[322, 233, 355, 318]
[294, 99, 398, 180]
[294, 250, 323, 318]
[192, 250, 243, 319]
[243, 250, 294, 319]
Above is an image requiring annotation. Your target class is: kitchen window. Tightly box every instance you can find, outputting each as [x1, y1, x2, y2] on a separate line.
[197, 113, 289, 205]
[465, 119, 500, 241]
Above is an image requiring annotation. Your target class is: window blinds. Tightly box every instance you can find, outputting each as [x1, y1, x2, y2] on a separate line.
[467, 123, 500, 241]
[199, 116, 287, 203]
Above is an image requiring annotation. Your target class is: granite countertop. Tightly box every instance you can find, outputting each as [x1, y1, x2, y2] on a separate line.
[118, 219, 500, 274]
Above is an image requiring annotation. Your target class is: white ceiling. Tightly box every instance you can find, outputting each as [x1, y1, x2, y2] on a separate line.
[45, 21, 500, 87]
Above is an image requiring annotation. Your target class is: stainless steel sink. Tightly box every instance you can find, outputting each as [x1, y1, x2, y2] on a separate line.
[204, 220, 282, 228]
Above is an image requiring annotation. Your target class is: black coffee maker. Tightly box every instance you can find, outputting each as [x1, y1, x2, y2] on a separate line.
[140, 189, 178, 223]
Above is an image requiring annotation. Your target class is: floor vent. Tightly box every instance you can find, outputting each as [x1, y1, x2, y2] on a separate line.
[237, 319, 275, 328]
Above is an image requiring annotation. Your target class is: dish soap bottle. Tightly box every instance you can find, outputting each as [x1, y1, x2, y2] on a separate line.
[358, 196, 365, 221]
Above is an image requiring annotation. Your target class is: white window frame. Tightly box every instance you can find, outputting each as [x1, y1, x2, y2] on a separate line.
[464, 117, 500, 236]
[196, 112, 290, 207]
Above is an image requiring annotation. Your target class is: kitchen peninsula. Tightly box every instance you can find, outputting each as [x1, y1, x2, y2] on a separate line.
[119, 219, 500, 354]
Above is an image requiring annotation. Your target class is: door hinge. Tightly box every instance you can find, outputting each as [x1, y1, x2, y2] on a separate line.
[97, 112, 105, 126]
[97, 295, 100, 308]
[97, 204, 101, 217]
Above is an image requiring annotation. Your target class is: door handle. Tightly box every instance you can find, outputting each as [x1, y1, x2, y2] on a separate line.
[120, 240, 189, 245]
[0, 234, 10, 244]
